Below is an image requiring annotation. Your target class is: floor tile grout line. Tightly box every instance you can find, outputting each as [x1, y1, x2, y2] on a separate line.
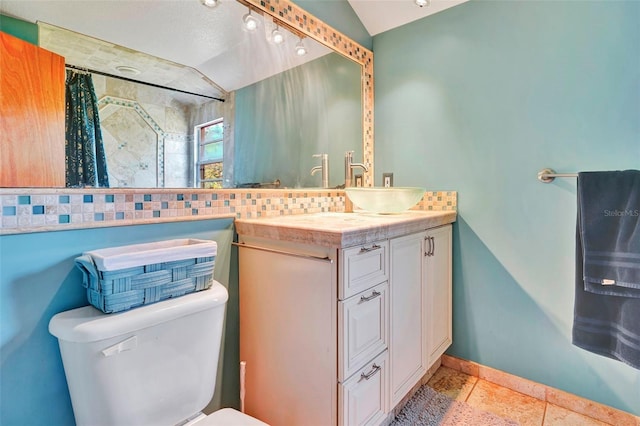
[467, 377, 547, 425]
[464, 375, 479, 403]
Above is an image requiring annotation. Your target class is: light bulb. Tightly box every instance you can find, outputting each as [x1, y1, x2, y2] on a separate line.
[271, 27, 284, 44]
[415, 0, 430, 7]
[243, 11, 259, 31]
[294, 39, 307, 56]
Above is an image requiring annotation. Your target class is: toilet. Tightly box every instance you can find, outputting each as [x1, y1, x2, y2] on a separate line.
[49, 280, 266, 426]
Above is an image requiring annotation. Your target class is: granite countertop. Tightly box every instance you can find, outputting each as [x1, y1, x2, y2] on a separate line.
[235, 210, 457, 247]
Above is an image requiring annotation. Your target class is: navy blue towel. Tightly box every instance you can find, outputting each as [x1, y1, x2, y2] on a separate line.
[573, 170, 640, 370]
[578, 170, 640, 295]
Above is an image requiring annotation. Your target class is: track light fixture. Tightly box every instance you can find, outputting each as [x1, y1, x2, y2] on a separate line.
[294, 38, 307, 56]
[242, 9, 259, 31]
[271, 26, 285, 44]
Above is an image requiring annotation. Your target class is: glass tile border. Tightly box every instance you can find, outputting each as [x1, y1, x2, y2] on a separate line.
[0, 189, 456, 234]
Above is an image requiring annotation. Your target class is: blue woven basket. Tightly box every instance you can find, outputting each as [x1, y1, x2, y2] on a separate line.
[75, 239, 216, 313]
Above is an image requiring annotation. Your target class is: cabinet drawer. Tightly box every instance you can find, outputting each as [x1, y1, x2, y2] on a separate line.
[339, 351, 388, 426]
[339, 282, 389, 381]
[340, 241, 388, 300]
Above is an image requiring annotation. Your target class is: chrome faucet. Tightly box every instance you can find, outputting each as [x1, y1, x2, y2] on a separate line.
[344, 151, 368, 188]
[310, 153, 329, 188]
[344, 151, 369, 212]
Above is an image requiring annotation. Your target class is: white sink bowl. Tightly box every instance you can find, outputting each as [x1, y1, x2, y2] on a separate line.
[345, 187, 425, 214]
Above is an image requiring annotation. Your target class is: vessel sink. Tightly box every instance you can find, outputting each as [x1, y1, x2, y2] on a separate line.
[345, 187, 425, 214]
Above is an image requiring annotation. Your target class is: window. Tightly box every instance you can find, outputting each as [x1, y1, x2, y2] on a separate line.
[195, 119, 223, 189]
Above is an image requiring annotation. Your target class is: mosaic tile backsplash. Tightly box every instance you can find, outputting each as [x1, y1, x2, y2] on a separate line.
[0, 189, 456, 235]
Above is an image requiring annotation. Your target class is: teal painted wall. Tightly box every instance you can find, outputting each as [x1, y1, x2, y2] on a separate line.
[0, 219, 238, 425]
[373, 0, 639, 415]
[0, 14, 38, 45]
[235, 52, 362, 188]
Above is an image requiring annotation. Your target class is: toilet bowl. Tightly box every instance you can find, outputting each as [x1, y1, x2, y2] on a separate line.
[49, 281, 267, 426]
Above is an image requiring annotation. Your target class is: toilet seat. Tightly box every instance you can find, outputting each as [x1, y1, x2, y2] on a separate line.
[194, 408, 269, 426]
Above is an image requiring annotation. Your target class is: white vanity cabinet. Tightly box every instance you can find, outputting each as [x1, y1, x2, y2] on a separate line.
[388, 224, 452, 408]
[235, 212, 455, 426]
[237, 238, 389, 426]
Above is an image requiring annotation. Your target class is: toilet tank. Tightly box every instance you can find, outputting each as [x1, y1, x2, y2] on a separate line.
[49, 281, 229, 426]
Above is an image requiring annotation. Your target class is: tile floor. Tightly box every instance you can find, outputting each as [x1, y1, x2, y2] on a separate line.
[426, 366, 634, 426]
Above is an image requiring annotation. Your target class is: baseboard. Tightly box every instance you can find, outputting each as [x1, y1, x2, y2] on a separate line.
[441, 354, 640, 426]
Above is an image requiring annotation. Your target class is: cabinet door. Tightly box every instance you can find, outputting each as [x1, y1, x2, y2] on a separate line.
[1, 32, 65, 187]
[389, 232, 426, 408]
[425, 225, 453, 367]
[239, 245, 337, 426]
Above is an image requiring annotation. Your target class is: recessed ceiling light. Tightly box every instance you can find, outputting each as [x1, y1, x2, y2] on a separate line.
[115, 65, 141, 76]
[415, 0, 431, 7]
[201, 0, 219, 8]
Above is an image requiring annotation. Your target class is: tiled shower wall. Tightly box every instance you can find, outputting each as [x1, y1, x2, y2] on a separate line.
[0, 189, 457, 235]
[94, 76, 225, 189]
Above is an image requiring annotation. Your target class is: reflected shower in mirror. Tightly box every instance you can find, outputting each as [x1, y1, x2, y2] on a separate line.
[90, 72, 226, 189]
[0, 0, 365, 189]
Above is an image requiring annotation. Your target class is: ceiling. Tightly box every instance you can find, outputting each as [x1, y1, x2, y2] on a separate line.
[348, 0, 468, 36]
[0, 0, 467, 96]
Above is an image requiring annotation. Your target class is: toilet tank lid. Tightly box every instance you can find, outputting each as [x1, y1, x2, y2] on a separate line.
[49, 281, 228, 343]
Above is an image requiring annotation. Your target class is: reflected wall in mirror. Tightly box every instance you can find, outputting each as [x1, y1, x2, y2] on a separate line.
[235, 52, 362, 188]
[0, 0, 373, 189]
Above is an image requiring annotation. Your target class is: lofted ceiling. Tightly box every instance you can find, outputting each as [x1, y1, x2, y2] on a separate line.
[0, 0, 332, 95]
[0, 0, 467, 95]
[348, 0, 468, 36]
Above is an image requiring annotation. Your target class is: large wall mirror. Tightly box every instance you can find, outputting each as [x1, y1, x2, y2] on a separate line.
[0, 0, 373, 189]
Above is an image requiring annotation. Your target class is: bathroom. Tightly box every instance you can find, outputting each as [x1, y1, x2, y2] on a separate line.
[0, 0, 639, 425]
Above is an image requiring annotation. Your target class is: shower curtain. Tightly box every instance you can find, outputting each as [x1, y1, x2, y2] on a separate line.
[65, 70, 109, 187]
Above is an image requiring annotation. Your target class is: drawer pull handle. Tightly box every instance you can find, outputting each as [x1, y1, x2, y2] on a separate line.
[360, 364, 381, 381]
[424, 236, 435, 257]
[360, 290, 381, 302]
[359, 244, 381, 254]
